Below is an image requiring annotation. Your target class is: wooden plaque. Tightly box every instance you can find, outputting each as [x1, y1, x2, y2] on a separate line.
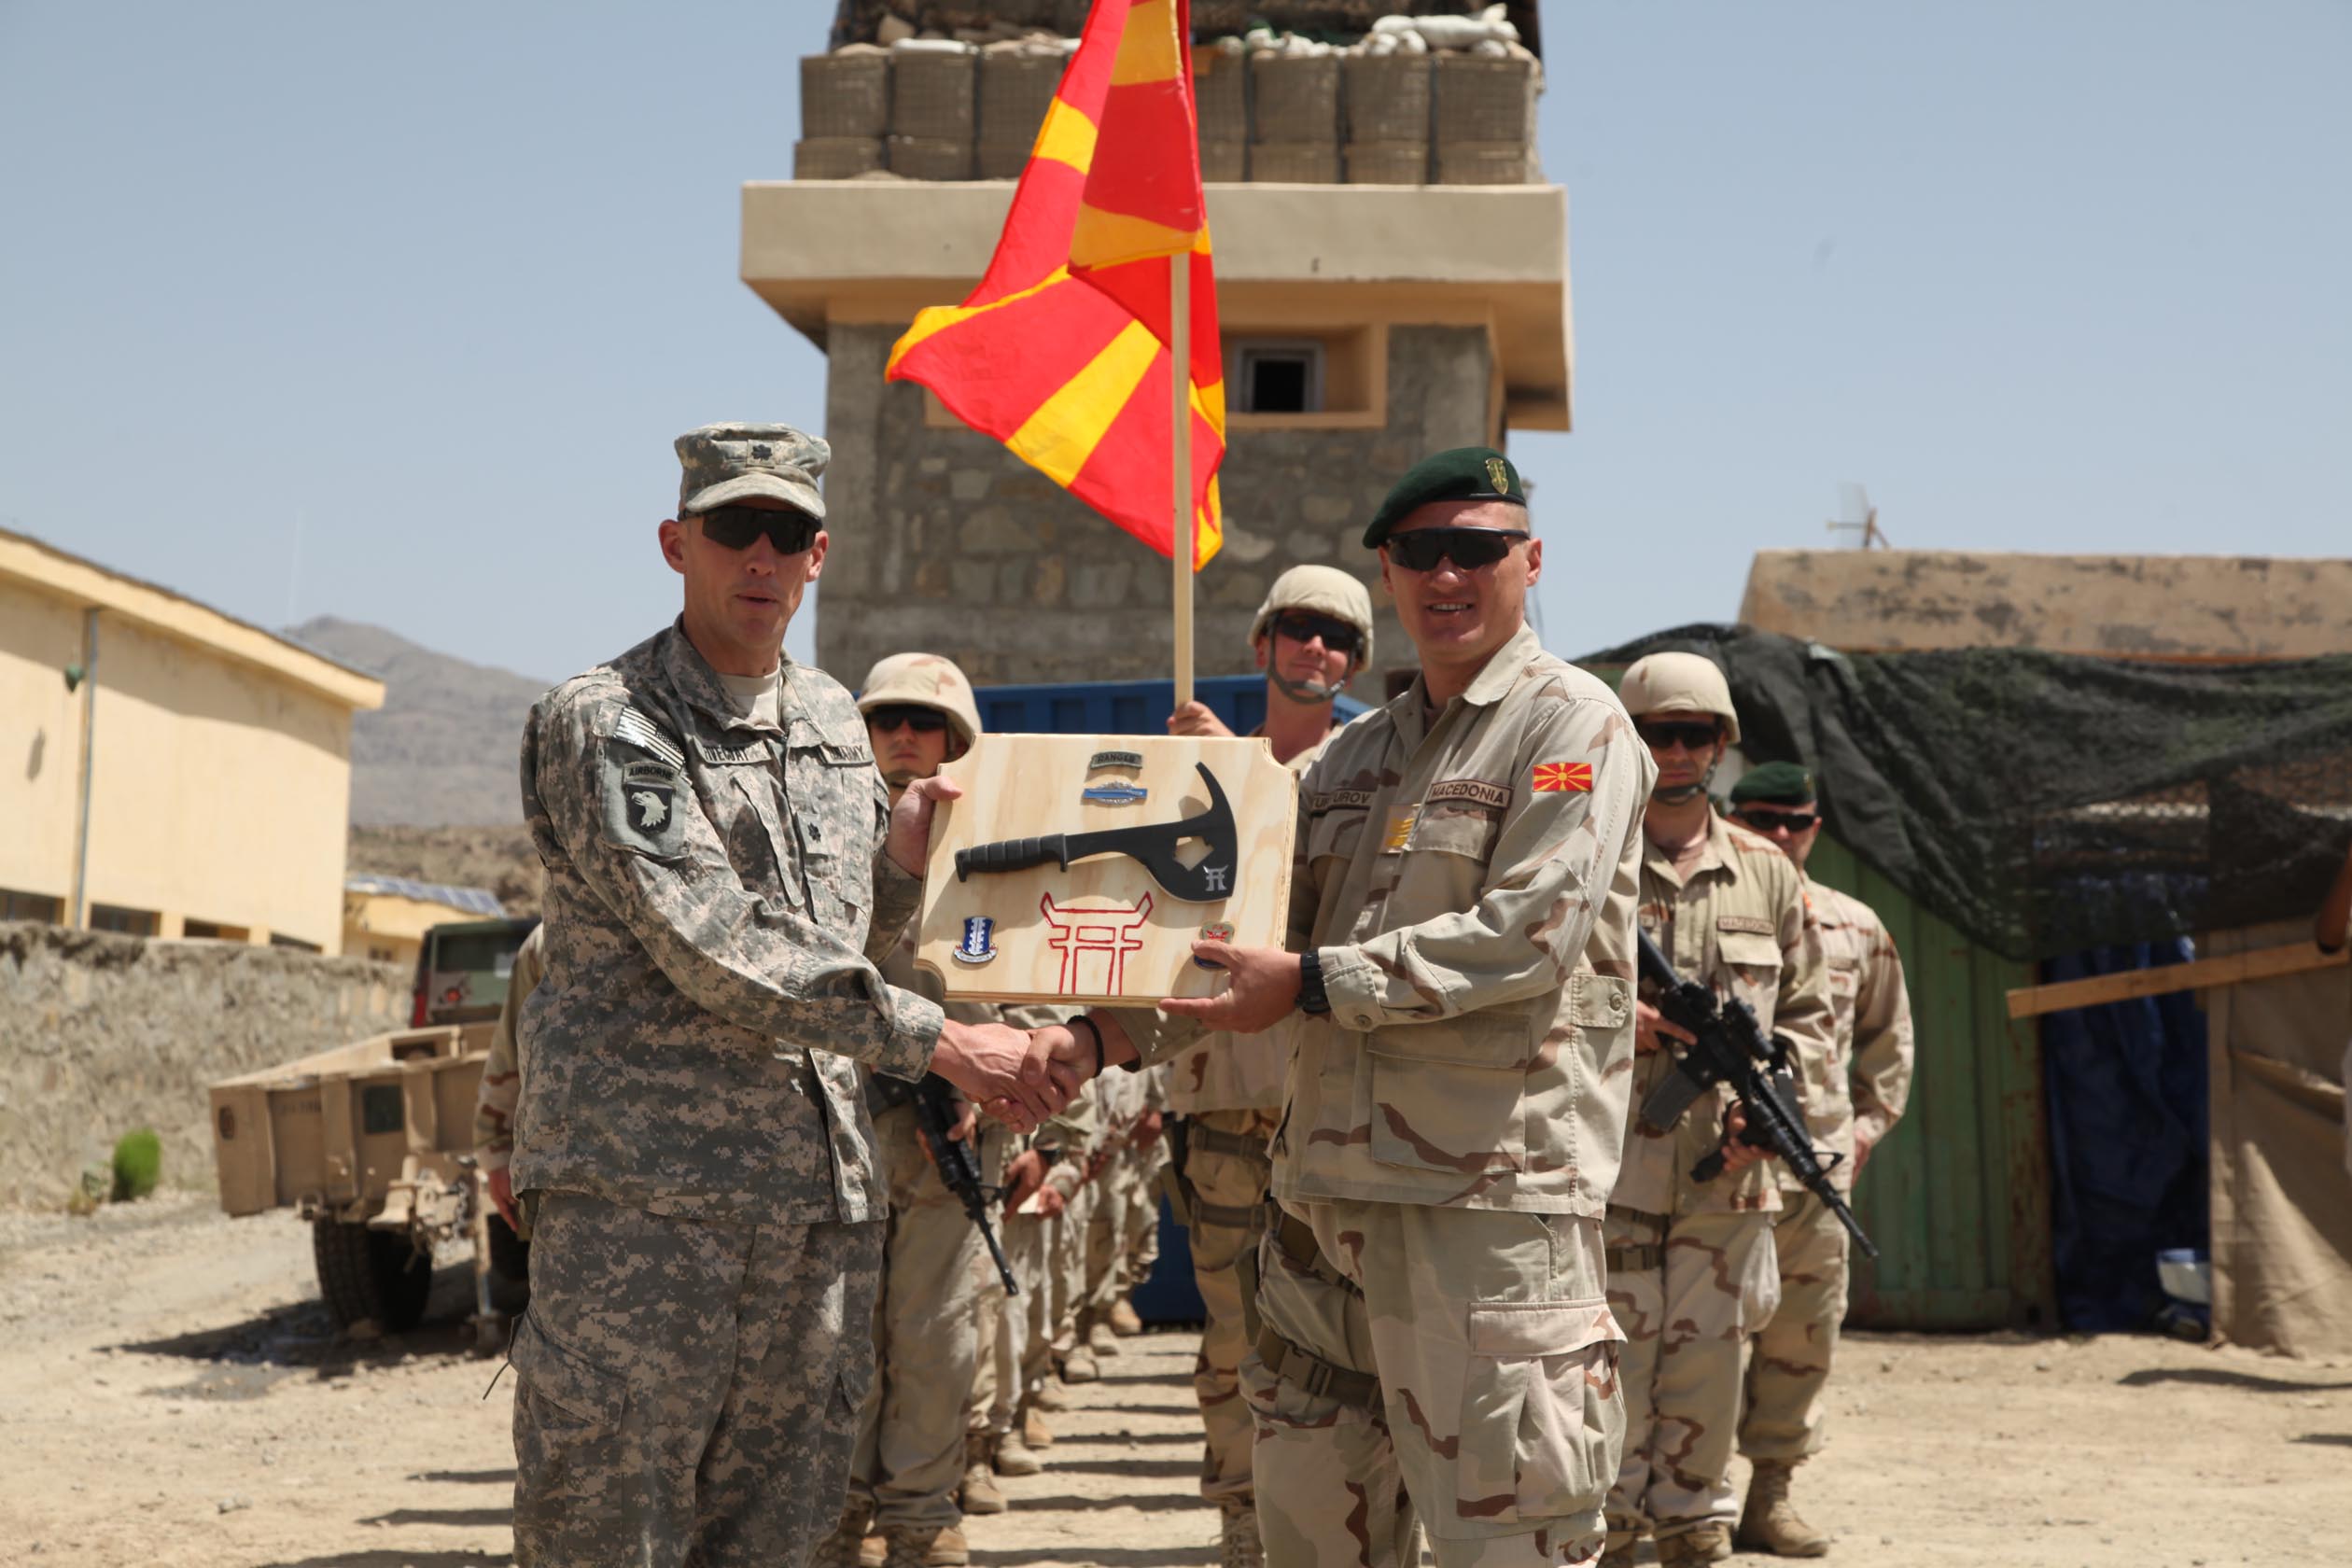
[916, 735, 1297, 1004]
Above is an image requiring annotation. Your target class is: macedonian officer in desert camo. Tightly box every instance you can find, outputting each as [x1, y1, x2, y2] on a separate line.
[1034, 447, 1660, 1568]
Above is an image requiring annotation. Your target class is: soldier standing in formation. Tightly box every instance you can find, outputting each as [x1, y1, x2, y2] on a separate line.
[820, 651, 1021, 1568]
[1599, 653, 1834, 1568]
[503, 424, 1060, 1567]
[1160, 564, 1378, 1568]
[1023, 447, 1657, 1568]
[1724, 763, 1914, 1558]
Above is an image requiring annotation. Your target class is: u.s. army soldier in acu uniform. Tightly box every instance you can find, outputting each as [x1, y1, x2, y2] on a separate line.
[1027, 449, 1658, 1568]
[1724, 763, 1913, 1558]
[472, 920, 547, 1237]
[506, 425, 1060, 1568]
[1162, 563, 1378, 1568]
[1602, 655, 1835, 1568]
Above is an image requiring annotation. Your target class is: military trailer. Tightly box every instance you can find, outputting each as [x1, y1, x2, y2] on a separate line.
[208, 917, 537, 1339]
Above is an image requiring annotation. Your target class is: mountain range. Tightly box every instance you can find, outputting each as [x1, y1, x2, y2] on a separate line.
[288, 616, 548, 828]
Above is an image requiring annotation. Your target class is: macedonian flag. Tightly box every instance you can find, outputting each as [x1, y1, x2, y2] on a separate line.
[885, 0, 1225, 567]
[1533, 762, 1595, 793]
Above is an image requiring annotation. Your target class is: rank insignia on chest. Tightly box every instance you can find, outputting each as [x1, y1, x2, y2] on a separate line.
[1533, 762, 1593, 792]
[1383, 811, 1417, 852]
[952, 916, 1000, 966]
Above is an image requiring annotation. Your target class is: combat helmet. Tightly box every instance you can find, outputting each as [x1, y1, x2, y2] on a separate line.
[1249, 565, 1375, 703]
[1617, 651, 1740, 745]
[857, 652, 983, 752]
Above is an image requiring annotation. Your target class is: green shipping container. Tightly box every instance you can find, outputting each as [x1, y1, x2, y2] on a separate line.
[1805, 837, 2055, 1330]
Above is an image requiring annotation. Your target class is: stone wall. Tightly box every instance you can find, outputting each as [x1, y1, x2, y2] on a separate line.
[817, 322, 1493, 693]
[0, 923, 406, 1210]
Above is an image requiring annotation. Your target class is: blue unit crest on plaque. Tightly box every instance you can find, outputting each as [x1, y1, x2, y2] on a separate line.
[1081, 781, 1149, 806]
[951, 916, 1000, 966]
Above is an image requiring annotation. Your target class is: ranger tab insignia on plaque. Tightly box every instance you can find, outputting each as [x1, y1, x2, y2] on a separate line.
[952, 916, 1000, 966]
[1087, 749, 1145, 772]
[1081, 780, 1150, 806]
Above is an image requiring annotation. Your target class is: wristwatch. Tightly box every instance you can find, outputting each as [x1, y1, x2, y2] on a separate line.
[1296, 949, 1332, 1016]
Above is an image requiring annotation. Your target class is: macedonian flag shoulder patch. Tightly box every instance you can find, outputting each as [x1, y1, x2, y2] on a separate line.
[1533, 762, 1593, 793]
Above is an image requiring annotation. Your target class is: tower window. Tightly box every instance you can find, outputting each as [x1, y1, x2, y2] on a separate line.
[1233, 341, 1325, 414]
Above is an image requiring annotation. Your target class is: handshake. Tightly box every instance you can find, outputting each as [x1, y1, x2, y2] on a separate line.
[920, 939, 1309, 1132]
[924, 1015, 1135, 1134]
[922, 937, 1309, 1131]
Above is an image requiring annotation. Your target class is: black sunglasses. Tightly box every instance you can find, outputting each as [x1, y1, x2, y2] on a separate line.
[865, 704, 949, 735]
[1636, 720, 1722, 753]
[1382, 528, 1530, 574]
[1270, 612, 1362, 656]
[697, 506, 820, 555]
[1734, 808, 1819, 833]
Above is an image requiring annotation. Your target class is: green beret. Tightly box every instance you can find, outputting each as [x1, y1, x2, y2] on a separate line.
[1729, 762, 1816, 807]
[1363, 446, 1526, 548]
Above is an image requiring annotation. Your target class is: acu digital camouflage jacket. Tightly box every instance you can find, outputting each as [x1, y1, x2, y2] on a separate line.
[1131, 624, 1656, 1216]
[511, 621, 941, 1227]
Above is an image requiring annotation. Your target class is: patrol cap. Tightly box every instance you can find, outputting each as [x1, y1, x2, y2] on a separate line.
[1618, 651, 1741, 746]
[1362, 445, 1527, 548]
[1729, 762, 1815, 807]
[1249, 565, 1376, 672]
[857, 651, 982, 751]
[676, 423, 830, 519]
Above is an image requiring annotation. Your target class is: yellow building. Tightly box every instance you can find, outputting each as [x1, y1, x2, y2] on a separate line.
[341, 875, 507, 969]
[0, 527, 385, 952]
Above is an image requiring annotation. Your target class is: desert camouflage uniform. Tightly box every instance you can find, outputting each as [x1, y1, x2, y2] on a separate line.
[1124, 623, 1655, 1567]
[470, 920, 547, 1189]
[509, 621, 940, 1568]
[1603, 812, 1833, 1548]
[845, 930, 1036, 1537]
[972, 1087, 1097, 1445]
[1072, 1060, 1168, 1352]
[1738, 877, 1912, 1466]
[1163, 727, 1336, 1518]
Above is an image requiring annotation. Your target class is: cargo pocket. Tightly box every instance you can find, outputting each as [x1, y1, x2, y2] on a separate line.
[510, 1311, 627, 1467]
[1365, 1010, 1531, 1178]
[1453, 1296, 1626, 1527]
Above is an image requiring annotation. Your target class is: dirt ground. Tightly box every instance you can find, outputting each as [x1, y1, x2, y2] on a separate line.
[3, 1195, 2346, 1568]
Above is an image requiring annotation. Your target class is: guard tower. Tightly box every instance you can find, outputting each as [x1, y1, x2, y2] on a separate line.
[741, 2, 1570, 697]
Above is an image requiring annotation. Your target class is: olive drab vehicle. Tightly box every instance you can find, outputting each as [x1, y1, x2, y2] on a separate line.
[208, 917, 538, 1345]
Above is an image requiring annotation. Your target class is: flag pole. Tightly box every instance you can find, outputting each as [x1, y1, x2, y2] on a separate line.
[1170, 250, 1195, 708]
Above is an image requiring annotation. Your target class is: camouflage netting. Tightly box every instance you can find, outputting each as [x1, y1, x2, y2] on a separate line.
[1585, 625, 2352, 962]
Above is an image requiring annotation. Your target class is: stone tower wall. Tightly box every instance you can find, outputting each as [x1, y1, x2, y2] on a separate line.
[815, 323, 1494, 694]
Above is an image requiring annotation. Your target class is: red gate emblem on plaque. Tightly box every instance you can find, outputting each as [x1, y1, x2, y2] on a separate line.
[1039, 891, 1155, 996]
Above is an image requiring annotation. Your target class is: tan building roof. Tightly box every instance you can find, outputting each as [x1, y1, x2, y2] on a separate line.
[0, 526, 385, 710]
[1739, 550, 2352, 662]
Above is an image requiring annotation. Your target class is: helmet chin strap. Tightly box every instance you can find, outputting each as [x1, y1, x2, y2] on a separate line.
[1649, 761, 1720, 805]
[1269, 668, 1346, 707]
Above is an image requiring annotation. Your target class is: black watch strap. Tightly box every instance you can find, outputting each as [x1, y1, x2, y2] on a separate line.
[1297, 949, 1332, 1016]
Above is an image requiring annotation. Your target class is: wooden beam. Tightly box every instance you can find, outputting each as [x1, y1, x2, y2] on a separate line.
[2005, 942, 2347, 1020]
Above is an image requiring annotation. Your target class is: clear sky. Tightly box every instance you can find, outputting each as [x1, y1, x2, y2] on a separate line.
[3, 1, 2345, 686]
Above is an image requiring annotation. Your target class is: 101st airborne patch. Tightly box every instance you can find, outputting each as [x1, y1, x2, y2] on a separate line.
[604, 752, 689, 859]
[1532, 762, 1593, 792]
